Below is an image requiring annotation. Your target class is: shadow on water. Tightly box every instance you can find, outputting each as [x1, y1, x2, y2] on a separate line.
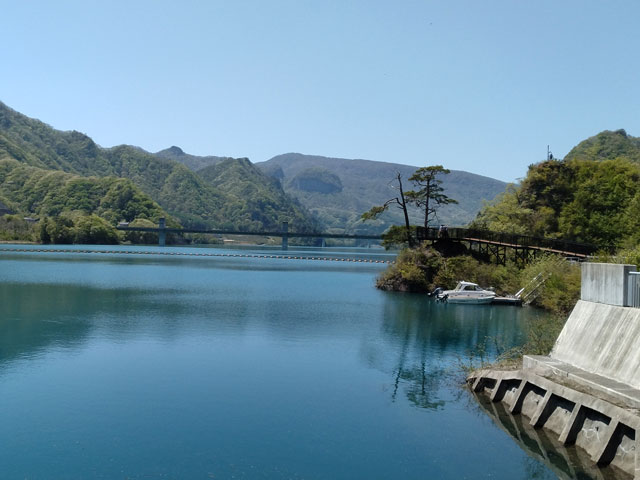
[471, 392, 632, 480]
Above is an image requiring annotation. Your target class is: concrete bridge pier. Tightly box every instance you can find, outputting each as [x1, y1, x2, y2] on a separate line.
[158, 218, 166, 247]
[281, 221, 288, 251]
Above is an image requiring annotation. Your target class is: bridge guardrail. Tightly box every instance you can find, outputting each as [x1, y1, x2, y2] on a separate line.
[416, 226, 604, 257]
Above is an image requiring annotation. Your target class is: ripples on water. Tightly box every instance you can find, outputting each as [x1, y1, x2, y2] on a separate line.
[0, 245, 614, 479]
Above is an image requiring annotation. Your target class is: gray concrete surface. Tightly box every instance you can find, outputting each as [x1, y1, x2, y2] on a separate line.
[551, 300, 640, 390]
[581, 263, 636, 306]
[469, 262, 640, 478]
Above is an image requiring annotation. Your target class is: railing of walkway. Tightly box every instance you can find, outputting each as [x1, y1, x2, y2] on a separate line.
[629, 272, 640, 308]
[416, 227, 603, 257]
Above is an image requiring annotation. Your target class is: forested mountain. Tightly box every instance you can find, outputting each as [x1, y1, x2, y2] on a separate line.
[0, 101, 316, 232]
[472, 129, 640, 249]
[154, 146, 229, 171]
[0, 100, 511, 239]
[256, 153, 507, 234]
[565, 129, 640, 163]
[0, 158, 168, 223]
[198, 157, 318, 231]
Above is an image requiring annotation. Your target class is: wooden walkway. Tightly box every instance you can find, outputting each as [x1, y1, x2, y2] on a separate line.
[417, 227, 601, 265]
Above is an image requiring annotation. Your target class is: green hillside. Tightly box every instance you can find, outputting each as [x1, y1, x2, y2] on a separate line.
[472, 130, 640, 249]
[198, 157, 317, 231]
[565, 129, 640, 163]
[155, 146, 229, 171]
[256, 153, 507, 234]
[0, 101, 316, 232]
[0, 157, 168, 223]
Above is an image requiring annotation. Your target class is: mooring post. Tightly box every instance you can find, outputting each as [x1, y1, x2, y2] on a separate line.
[158, 217, 166, 247]
[281, 221, 288, 251]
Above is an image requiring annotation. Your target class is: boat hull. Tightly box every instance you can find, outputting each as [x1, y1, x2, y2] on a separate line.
[442, 294, 495, 304]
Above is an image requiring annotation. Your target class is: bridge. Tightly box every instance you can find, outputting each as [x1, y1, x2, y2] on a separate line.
[416, 226, 602, 265]
[116, 219, 602, 263]
[116, 219, 382, 249]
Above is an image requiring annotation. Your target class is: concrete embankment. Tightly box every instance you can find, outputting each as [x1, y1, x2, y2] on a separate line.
[469, 263, 640, 479]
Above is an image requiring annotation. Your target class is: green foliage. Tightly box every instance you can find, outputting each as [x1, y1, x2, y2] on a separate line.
[40, 213, 119, 245]
[122, 218, 158, 245]
[198, 158, 317, 232]
[376, 248, 519, 296]
[0, 215, 38, 242]
[472, 155, 640, 249]
[0, 102, 318, 232]
[557, 159, 639, 247]
[377, 246, 578, 317]
[405, 165, 457, 227]
[491, 313, 567, 368]
[362, 205, 389, 221]
[381, 225, 417, 249]
[564, 129, 640, 164]
[375, 245, 443, 292]
[432, 256, 520, 296]
[155, 145, 229, 171]
[519, 255, 581, 315]
[99, 181, 162, 223]
[520, 314, 567, 356]
[0, 158, 171, 227]
[592, 245, 640, 268]
[473, 129, 640, 250]
[72, 215, 119, 244]
[40, 215, 74, 244]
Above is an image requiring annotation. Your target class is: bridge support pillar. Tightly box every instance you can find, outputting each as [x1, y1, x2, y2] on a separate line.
[158, 218, 166, 247]
[281, 221, 288, 251]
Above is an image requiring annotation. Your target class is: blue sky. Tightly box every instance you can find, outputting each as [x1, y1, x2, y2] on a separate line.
[2, 0, 638, 182]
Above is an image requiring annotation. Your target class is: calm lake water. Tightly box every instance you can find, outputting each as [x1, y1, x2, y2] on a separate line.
[0, 244, 596, 479]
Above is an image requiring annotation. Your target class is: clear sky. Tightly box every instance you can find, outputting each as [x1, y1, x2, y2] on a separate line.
[2, 0, 638, 182]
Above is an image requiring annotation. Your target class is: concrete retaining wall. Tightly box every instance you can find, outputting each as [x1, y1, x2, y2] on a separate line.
[469, 263, 640, 478]
[581, 262, 636, 306]
[469, 369, 640, 478]
[552, 300, 640, 389]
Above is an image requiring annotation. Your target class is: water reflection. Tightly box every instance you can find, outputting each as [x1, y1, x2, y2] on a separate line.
[0, 247, 568, 479]
[367, 292, 528, 410]
[472, 388, 631, 479]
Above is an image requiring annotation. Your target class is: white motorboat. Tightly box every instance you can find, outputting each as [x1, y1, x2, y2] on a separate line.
[437, 281, 496, 304]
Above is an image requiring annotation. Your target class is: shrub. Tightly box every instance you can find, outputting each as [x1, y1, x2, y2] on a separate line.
[72, 215, 119, 244]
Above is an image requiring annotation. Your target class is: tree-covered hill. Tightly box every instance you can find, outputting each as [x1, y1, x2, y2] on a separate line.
[472, 130, 640, 249]
[198, 158, 317, 231]
[0, 157, 170, 224]
[0, 101, 316, 231]
[154, 146, 230, 172]
[256, 153, 507, 234]
[564, 129, 640, 163]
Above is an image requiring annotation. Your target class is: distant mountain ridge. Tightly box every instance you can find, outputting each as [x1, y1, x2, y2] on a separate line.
[256, 153, 507, 234]
[155, 146, 230, 171]
[0, 100, 509, 238]
[0, 101, 316, 232]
